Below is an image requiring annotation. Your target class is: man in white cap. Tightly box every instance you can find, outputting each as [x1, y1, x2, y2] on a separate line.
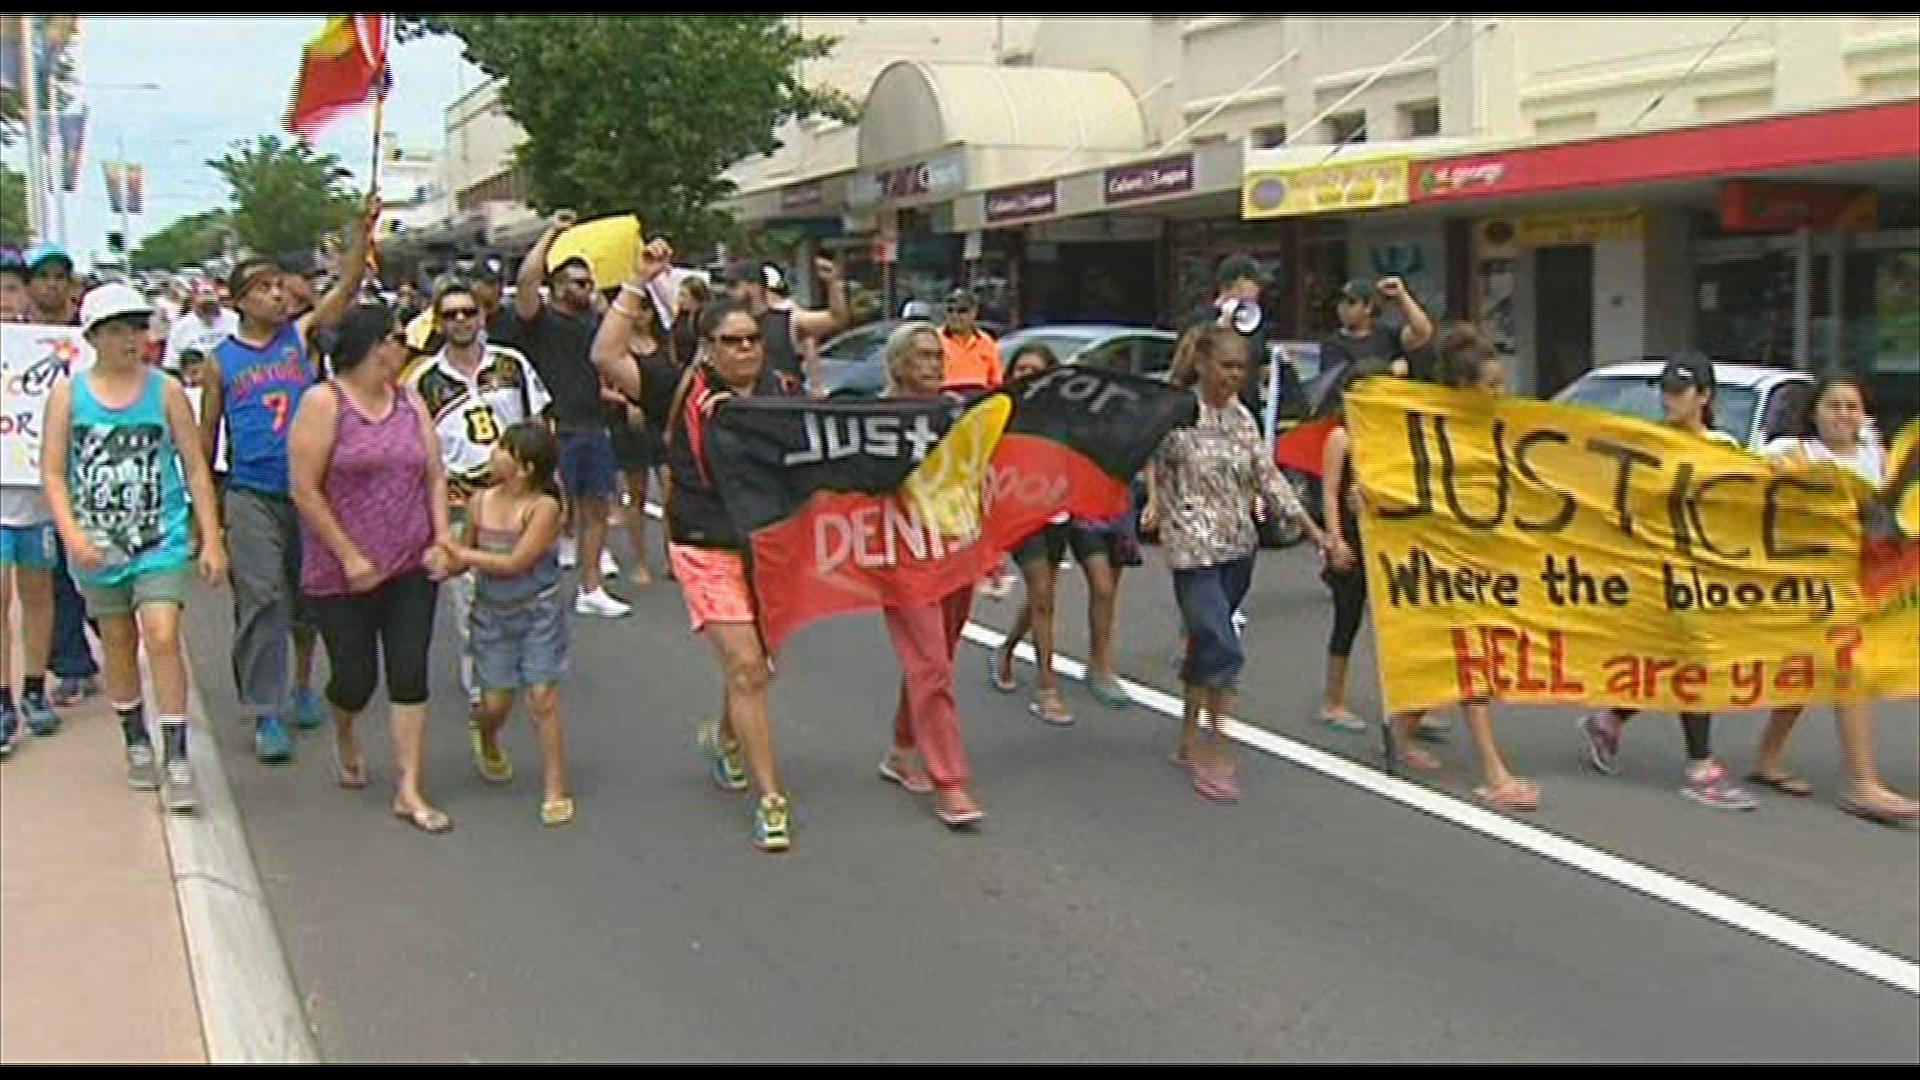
[165, 279, 239, 371]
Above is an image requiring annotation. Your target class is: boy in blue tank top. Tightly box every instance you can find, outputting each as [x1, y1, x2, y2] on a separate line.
[198, 193, 379, 763]
[41, 285, 225, 811]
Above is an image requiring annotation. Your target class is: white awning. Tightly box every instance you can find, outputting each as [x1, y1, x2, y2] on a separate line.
[859, 61, 1148, 171]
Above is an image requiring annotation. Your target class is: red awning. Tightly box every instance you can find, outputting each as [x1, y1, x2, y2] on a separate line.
[1413, 99, 1920, 204]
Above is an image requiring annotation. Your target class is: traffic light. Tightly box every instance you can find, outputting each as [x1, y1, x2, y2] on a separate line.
[107, 231, 126, 254]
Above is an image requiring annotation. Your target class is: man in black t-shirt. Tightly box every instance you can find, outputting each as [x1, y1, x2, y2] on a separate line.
[1182, 254, 1274, 426]
[509, 211, 629, 619]
[1314, 277, 1434, 416]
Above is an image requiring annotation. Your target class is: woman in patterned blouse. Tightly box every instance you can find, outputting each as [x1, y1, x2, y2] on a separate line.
[1145, 326, 1329, 801]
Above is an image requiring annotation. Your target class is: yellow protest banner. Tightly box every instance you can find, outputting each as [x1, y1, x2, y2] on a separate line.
[1346, 380, 1920, 715]
[547, 214, 641, 290]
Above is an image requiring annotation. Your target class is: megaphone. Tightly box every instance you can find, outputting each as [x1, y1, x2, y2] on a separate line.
[1221, 297, 1263, 336]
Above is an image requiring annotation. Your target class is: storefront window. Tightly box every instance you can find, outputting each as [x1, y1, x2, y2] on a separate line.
[1844, 246, 1920, 430]
[1695, 253, 1794, 365]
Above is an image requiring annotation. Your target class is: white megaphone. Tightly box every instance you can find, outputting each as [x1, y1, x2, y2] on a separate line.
[1220, 297, 1263, 336]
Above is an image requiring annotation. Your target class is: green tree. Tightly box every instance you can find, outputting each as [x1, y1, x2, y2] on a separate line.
[1, 162, 26, 240]
[402, 16, 854, 251]
[130, 208, 232, 270]
[209, 134, 357, 265]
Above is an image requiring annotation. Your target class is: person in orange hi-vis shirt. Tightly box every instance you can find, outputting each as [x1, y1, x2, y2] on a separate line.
[937, 288, 1001, 391]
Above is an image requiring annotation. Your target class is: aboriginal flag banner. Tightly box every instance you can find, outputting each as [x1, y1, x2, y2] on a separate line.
[707, 367, 1194, 651]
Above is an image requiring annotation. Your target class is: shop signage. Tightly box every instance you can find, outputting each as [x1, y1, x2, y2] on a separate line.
[985, 181, 1059, 223]
[853, 150, 967, 207]
[779, 182, 826, 214]
[1105, 155, 1194, 204]
[1418, 161, 1508, 198]
[1719, 180, 1877, 234]
[1242, 157, 1411, 219]
[1478, 208, 1644, 251]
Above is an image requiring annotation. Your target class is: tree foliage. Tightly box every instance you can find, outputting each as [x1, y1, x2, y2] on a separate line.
[401, 16, 855, 251]
[208, 134, 356, 265]
[130, 208, 232, 270]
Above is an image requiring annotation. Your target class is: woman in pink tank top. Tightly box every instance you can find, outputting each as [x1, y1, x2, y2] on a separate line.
[290, 303, 456, 834]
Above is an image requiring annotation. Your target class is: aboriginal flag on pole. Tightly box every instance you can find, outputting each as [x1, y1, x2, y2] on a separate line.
[285, 15, 388, 137]
[707, 367, 1195, 651]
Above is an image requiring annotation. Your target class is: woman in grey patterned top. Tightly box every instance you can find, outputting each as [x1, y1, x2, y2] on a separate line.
[1144, 326, 1327, 801]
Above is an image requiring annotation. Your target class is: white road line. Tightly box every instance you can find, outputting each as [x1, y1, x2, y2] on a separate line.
[636, 501, 1920, 996]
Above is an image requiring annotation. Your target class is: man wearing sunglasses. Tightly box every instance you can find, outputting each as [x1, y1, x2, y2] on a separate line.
[406, 280, 551, 709]
[510, 211, 628, 619]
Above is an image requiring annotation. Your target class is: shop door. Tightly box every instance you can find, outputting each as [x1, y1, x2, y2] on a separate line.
[1535, 244, 1594, 397]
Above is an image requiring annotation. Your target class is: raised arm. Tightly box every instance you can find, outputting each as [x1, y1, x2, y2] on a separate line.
[790, 254, 848, 341]
[516, 209, 576, 323]
[1378, 276, 1433, 352]
[300, 192, 383, 340]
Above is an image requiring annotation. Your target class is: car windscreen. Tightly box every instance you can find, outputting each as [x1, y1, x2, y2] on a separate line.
[1556, 375, 1759, 444]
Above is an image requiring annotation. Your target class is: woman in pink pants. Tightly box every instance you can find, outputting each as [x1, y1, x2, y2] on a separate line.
[874, 321, 985, 828]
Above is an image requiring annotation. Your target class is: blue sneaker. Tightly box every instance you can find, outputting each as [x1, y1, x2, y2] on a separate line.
[753, 794, 792, 853]
[255, 716, 294, 764]
[21, 692, 61, 737]
[696, 719, 750, 793]
[0, 703, 18, 758]
[292, 688, 326, 730]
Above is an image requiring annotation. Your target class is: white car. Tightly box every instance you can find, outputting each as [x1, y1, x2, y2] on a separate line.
[1553, 361, 1819, 453]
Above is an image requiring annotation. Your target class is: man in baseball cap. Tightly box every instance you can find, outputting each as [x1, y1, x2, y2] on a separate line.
[26, 243, 80, 325]
[0, 245, 30, 323]
[1659, 353, 1716, 394]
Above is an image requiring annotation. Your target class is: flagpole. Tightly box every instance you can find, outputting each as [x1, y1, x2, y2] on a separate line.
[368, 14, 389, 196]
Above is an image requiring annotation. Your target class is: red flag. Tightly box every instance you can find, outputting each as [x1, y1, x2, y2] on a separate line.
[1273, 416, 1338, 476]
[284, 15, 388, 137]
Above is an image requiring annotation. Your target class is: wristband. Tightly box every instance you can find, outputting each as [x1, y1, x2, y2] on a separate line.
[610, 301, 645, 319]
[620, 281, 651, 299]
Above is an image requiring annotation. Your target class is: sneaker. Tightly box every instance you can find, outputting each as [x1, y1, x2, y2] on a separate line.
[1231, 607, 1249, 637]
[126, 742, 160, 790]
[697, 719, 751, 792]
[1579, 712, 1621, 776]
[164, 757, 200, 812]
[50, 675, 99, 708]
[600, 550, 620, 578]
[291, 687, 326, 731]
[754, 794, 792, 852]
[1681, 762, 1758, 812]
[575, 588, 632, 619]
[21, 692, 61, 737]
[0, 704, 18, 758]
[557, 536, 580, 569]
[255, 716, 294, 764]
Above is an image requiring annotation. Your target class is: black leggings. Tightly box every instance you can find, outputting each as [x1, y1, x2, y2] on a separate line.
[1326, 568, 1368, 659]
[1614, 709, 1714, 761]
[309, 571, 439, 714]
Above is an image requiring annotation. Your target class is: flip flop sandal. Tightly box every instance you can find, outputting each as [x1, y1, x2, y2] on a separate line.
[878, 758, 935, 795]
[986, 649, 1018, 694]
[1745, 771, 1813, 797]
[394, 806, 453, 834]
[1838, 794, 1920, 827]
[469, 721, 514, 785]
[541, 796, 576, 827]
[1475, 779, 1541, 813]
[1029, 696, 1075, 726]
[1189, 761, 1240, 803]
[333, 741, 369, 789]
[936, 800, 985, 828]
[1087, 675, 1131, 709]
[1319, 708, 1367, 735]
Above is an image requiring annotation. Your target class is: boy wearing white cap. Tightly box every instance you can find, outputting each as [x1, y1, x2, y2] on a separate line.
[39, 284, 226, 810]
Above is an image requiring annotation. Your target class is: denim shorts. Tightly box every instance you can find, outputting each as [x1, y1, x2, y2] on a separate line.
[557, 429, 619, 501]
[78, 566, 193, 620]
[470, 588, 571, 691]
[1172, 556, 1255, 691]
[0, 523, 58, 571]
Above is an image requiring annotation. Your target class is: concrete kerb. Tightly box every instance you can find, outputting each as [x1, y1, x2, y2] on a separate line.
[149, 640, 321, 1063]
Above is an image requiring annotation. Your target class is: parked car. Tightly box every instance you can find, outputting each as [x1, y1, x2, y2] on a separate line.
[997, 324, 1180, 378]
[1553, 360, 1817, 452]
[815, 317, 1011, 397]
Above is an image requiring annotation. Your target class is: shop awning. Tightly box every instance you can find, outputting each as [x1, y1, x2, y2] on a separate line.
[858, 61, 1148, 174]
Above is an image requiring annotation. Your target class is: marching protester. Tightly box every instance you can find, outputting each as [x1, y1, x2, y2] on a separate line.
[288, 302, 455, 834]
[590, 249, 682, 587]
[989, 341, 1139, 722]
[403, 279, 551, 720]
[1184, 255, 1274, 423]
[1579, 355, 1758, 811]
[597, 243, 793, 851]
[0, 246, 64, 753]
[1147, 326, 1328, 802]
[1753, 376, 1919, 824]
[719, 254, 848, 390]
[1317, 276, 1436, 389]
[40, 284, 226, 810]
[23, 243, 104, 708]
[1374, 325, 1539, 811]
[876, 322, 986, 828]
[201, 193, 380, 763]
[163, 279, 238, 371]
[443, 422, 575, 827]
[509, 211, 628, 618]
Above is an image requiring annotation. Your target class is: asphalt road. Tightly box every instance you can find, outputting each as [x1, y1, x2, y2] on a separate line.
[181, 532, 1920, 1062]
